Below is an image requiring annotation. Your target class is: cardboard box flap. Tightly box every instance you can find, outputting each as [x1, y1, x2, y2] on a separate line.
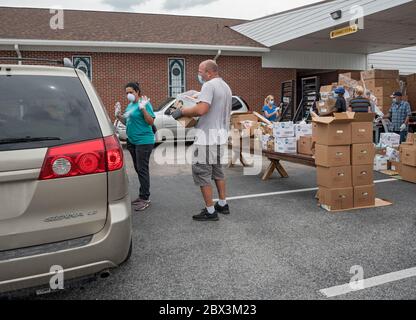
[312, 112, 353, 124]
[352, 112, 375, 122]
[313, 112, 375, 124]
[253, 111, 272, 125]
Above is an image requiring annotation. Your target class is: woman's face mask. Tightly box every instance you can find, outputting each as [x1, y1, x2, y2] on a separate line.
[127, 93, 136, 102]
[269, 100, 275, 105]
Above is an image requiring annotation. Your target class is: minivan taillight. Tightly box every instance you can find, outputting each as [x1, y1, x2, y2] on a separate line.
[39, 135, 123, 180]
[104, 135, 124, 171]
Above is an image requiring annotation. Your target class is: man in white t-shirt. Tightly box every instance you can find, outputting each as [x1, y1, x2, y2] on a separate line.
[172, 60, 232, 221]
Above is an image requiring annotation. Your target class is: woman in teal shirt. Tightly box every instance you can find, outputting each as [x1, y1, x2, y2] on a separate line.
[116, 82, 155, 211]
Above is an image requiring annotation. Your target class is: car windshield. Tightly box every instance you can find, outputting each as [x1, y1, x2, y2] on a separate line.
[0, 75, 102, 151]
[153, 97, 175, 112]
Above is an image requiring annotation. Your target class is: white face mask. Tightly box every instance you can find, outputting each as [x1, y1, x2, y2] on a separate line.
[198, 74, 205, 85]
[127, 93, 136, 102]
[269, 100, 275, 105]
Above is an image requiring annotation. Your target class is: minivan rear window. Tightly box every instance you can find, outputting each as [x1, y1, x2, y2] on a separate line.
[0, 75, 102, 151]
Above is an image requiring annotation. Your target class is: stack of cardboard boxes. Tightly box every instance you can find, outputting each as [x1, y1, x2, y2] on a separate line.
[314, 113, 376, 211]
[399, 133, 416, 183]
[362, 69, 400, 115]
[273, 122, 297, 154]
[405, 74, 416, 111]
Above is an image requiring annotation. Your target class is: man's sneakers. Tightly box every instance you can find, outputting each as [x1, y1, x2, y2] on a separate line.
[133, 199, 151, 211]
[193, 203, 230, 221]
[214, 202, 230, 215]
[193, 209, 219, 221]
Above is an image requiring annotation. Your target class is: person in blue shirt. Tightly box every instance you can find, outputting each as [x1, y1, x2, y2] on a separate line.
[116, 82, 156, 211]
[262, 95, 280, 122]
[385, 91, 412, 143]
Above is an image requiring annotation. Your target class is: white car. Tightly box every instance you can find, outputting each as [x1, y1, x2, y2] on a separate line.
[114, 96, 249, 143]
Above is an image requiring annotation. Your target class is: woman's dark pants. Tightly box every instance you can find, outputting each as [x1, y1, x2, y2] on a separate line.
[127, 140, 154, 201]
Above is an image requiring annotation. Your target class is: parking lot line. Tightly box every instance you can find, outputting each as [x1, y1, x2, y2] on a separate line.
[320, 266, 416, 298]
[218, 178, 397, 201]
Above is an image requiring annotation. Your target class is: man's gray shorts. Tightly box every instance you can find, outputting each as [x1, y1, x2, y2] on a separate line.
[192, 144, 227, 187]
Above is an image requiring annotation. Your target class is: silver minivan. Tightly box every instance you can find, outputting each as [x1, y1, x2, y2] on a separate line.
[0, 59, 132, 296]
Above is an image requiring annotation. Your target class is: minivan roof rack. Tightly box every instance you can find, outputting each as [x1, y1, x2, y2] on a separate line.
[0, 57, 74, 68]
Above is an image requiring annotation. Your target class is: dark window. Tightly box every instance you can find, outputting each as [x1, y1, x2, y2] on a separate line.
[232, 97, 243, 111]
[0, 75, 102, 151]
[168, 58, 185, 98]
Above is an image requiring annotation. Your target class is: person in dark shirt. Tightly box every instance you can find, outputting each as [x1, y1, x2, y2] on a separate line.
[334, 87, 347, 113]
[348, 86, 371, 113]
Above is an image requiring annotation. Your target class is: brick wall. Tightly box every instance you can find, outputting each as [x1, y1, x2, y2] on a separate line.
[0, 50, 296, 119]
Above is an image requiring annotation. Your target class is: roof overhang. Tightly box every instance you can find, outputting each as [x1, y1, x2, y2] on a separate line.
[0, 39, 270, 56]
[232, 0, 416, 54]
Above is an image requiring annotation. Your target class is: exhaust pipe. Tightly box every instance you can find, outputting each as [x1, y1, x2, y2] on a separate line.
[99, 270, 111, 279]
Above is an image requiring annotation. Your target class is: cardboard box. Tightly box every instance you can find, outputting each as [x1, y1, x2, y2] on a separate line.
[352, 165, 374, 186]
[400, 145, 416, 167]
[231, 113, 258, 128]
[177, 117, 198, 128]
[317, 166, 352, 188]
[318, 187, 354, 211]
[312, 122, 318, 143]
[339, 72, 362, 81]
[380, 133, 401, 148]
[374, 155, 388, 171]
[351, 121, 374, 145]
[400, 164, 416, 183]
[312, 113, 354, 146]
[406, 133, 416, 145]
[362, 69, 399, 80]
[317, 99, 337, 116]
[315, 144, 351, 167]
[406, 74, 416, 83]
[320, 85, 336, 93]
[174, 91, 200, 128]
[352, 143, 375, 166]
[253, 111, 272, 125]
[297, 136, 314, 156]
[275, 137, 297, 154]
[354, 185, 376, 207]
[374, 95, 394, 108]
[391, 161, 401, 172]
[273, 121, 295, 138]
[295, 123, 312, 140]
[365, 78, 399, 90]
[369, 86, 400, 97]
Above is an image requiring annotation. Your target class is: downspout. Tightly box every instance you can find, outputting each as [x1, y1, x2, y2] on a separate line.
[213, 49, 222, 62]
[14, 44, 22, 65]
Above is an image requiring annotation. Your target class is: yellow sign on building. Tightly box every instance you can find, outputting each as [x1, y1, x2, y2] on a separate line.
[330, 24, 359, 39]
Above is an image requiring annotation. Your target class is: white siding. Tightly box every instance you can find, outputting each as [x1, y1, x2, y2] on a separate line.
[368, 46, 416, 75]
[232, 0, 412, 47]
[262, 50, 367, 70]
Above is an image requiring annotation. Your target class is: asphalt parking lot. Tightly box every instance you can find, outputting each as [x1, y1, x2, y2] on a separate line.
[37, 143, 416, 300]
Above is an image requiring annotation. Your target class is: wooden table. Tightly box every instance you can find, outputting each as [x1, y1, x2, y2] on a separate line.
[261, 150, 315, 180]
[228, 138, 316, 180]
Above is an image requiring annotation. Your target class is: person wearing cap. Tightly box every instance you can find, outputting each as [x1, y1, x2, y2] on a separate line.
[348, 86, 372, 113]
[385, 92, 412, 142]
[334, 87, 347, 113]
